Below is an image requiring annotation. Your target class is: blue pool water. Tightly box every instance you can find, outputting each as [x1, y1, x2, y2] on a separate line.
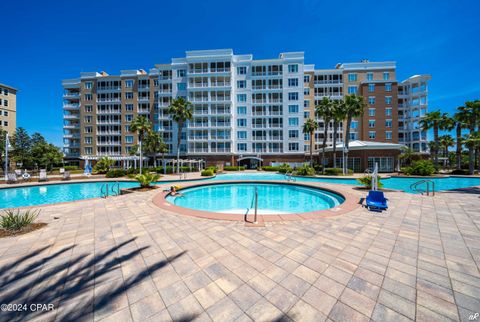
[0, 181, 139, 209]
[210, 173, 480, 193]
[166, 183, 344, 214]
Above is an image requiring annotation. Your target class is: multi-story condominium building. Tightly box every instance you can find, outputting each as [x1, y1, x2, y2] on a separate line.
[0, 83, 17, 134]
[63, 49, 430, 170]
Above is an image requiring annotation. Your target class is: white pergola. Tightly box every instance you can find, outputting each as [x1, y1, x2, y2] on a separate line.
[80, 155, 148, 169]
[160, 159, 206, 174]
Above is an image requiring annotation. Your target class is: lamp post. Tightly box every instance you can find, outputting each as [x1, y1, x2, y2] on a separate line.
[4, 132, 11, 181]
[342, 144, 348, 175]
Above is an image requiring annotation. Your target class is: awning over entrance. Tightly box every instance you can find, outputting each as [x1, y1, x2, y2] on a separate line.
[237, 156, 263, 162]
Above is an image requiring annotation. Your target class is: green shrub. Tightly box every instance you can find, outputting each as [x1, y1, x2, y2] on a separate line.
[324, 168, 343, 175]
[0, 209, 40, 231]
[295, 164, 315, 176]
[278, 164, 292, 174]
[201, 169, 214, 176]
[94, 157, 114, 174]
[403, 160, 435, 176]
[313, 164, 323, 173]
[224, 166, 245, 171]
[450, 169, 468, 175]
[206, 166, 217, 173]
[357, 175, 384, 189]
[135, 173, 160, 188]
[64, 165, 79, 171]
[106, 169, 126, 178]
[262, 166, 280, 172]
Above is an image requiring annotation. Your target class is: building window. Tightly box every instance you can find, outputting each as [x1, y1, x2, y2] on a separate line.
[84, 137, 92, 144]
[288, 92, 299, 101]
[237, 94, 247, 102]
[385, 119, 392, 128]
[386, 131, 392, 140]
[368, 108, 375, 117]
[369, 131, 376, 139]
[383, 72, 390, 80]
[237, 119, 247, 127]
[366, 72, 373, 81]
[288, 105, 299, 113]
[237, 106, 247, 114]
[177, 83, 186, 91]
[368, 84, 375, 92]
[386, 108, 392, 116]
[85, 105, 92, 113]
[304, 111, 310, 118]
[177, 70, 186, 77]
[125, 80, 133, 88]
[154, 79, 159, 87]
[84, 94, 92, 101]
[351, 120, 358, 129]
[304, 88, 310, 95]
[237, 131, 247, 139]
[288, 130, 299, 138]
[385, 96, 392, 105]
[84, 126, 92, 133]
[348, 86, 358, 94]
[288, 143, 299, 151]
[304, 100, 310, 108]
[125, 114, 133, 122]
[84, 82, 93, 89]
[288, 117, 299, 126]
[125, 125, 130, 132]
[125, 104, 134, 111]
[237, 80, 246, 89]
[288, 78, 298, 87]
[237, 66, 247, 75]
[84, 147, 93, 155]
[237, 143, 247, 151]
[3, 111, 8, 116]
[350, 133, 357, 140]
[304, 75, 310, 83]
[348, 73, 357, 82]
[3, 89, 8, 95]
[368, 120, 375, 128]
[288, 64, 298, 73]
[125, 92, 134, 100]
[3, 121, 8, 126]
[368, 97, 375, 105]
[125, 136, 134, 144]
[84, 116, 92, 123]
[385, 83, 392, 92]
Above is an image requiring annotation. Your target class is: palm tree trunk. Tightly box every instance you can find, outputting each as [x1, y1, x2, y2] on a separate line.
[433, 124, 439, 169]
[456, 124, 462, 170]
[344, 116, 352, 173]
[469, 127, 475, 175]
[139, 139, 143, 174]
[177, 125, 182, 174]
[321, 124, 328, 174]
[309, 133, 313, 165]
[333, 121, 337, 168]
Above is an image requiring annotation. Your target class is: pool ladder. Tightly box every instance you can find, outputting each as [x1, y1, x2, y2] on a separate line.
[245, 187, 259, 224]
[100, 182, 121, 198]
[410, 180, 435, 196]
[285, 172, 296, 182]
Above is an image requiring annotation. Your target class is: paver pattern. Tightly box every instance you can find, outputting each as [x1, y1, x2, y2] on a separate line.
[0, 183, 479, 321]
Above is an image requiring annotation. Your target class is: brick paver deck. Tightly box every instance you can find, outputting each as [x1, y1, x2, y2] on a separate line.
[0, 184, 479, 321]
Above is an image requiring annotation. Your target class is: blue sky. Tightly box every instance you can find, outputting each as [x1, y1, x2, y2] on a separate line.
[2, 0, 479, 146]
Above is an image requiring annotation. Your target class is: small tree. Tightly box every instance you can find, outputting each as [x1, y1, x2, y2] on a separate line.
[94, 156, 114, 174]
[135, 173, 160, 188]
[167, 97, 193, 174]
[130, 116, 152, 175]
[302, 118, 318, 165]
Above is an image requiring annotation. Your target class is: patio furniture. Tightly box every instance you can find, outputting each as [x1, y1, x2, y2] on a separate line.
[366, 190, 388, 211]
[14, 169, 22, 176]
[62, 171, 71, 181]
[39, 169, 48, 182]
[22, 171, 31, 182]
[7, 173, 18, 184]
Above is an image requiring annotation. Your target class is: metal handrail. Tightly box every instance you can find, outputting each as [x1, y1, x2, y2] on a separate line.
[253, 187, 258, 224]
[410, 179, 435, 196]
[100, 183, 109, 198]
[110, 182, 120, 196]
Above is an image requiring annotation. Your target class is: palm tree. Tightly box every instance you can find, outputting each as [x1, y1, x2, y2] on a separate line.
[343, 94, 366, 170]
[463, 100, 480, 174]
[315, 97, 333, 173]
[438, 134, 455, 168]
[302, 118, 318, 165]
[399, 146, 414, 167]
[331, 99, 347, 169]
[464, 132, 480, 173]
[420, 110, 448, 169]
[167, 97, 193, 174]
[130, 116, 152, 174]
[144, 131, 167, 167]
[453, 107, 469, 170]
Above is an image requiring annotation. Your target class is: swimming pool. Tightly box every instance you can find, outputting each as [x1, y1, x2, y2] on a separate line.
[166, 183, 344, 214]
[210, 173, 480, 193]
[0, 181, 139, 209]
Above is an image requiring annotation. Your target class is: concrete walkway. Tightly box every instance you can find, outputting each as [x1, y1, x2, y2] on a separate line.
[0, 185, 479, 321]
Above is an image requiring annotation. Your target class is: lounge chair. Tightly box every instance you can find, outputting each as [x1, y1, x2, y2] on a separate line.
[7, 173, 18, 184]
[62, 171, 71, 181]
[14, 169, 22, 177]
[366, 190, 388, 211]
[22, 171, 31, 182]
[39, 169, 48, 182]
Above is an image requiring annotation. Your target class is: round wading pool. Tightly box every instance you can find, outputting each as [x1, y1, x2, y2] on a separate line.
[165, 183, 344, 215]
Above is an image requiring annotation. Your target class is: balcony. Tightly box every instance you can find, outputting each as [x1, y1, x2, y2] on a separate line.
[211, 136, 231, 140]
[211, 122, 231, 128]
[189, 136, 209, 141]
[63, 92, 80, 99]
[210, 82, 231, 87]
[97, 109, 122, 114]
[137, 109, 150, 114]
[64, 104, 80, 110]
[64, 114, 79, 119]
[210, 148, 231, 153]
[96, 120, 122, 125]
[189, 69, 209, 74]
[138, 85, 150, 91]
[138, 96, 150, 102]
[63, 124, 80, 129]
[97, 141, 122, 146]
[210, 96, 231, 102]
[188, 83, 209, 88]
[314, 80, 342, 85]
[253, 136, 267, 141]
[63, 133, 80, 139]
[96, 98, 121, 103]
[97, 86, 121, 91]
[97, 131, 122, 135]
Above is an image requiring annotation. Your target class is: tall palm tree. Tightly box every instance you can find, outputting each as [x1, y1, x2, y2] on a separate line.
[144, 130, 167, 167]
[167, 97, 193, 174]
[302, 118, 318, 165]
[420, 110, 448, 169]
[315, 97, 333, 174]
[343, 94, 366, 170]
[130, 116, 152, 174]
[463, 100, 480, 174]
[464, 132, 480, 172]
[438, 134, 455, 168]
[454, 107, 469, 170]
[331, 99, 347, 169]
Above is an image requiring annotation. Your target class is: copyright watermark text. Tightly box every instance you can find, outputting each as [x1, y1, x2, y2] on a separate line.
[1, 303, 55, 312]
